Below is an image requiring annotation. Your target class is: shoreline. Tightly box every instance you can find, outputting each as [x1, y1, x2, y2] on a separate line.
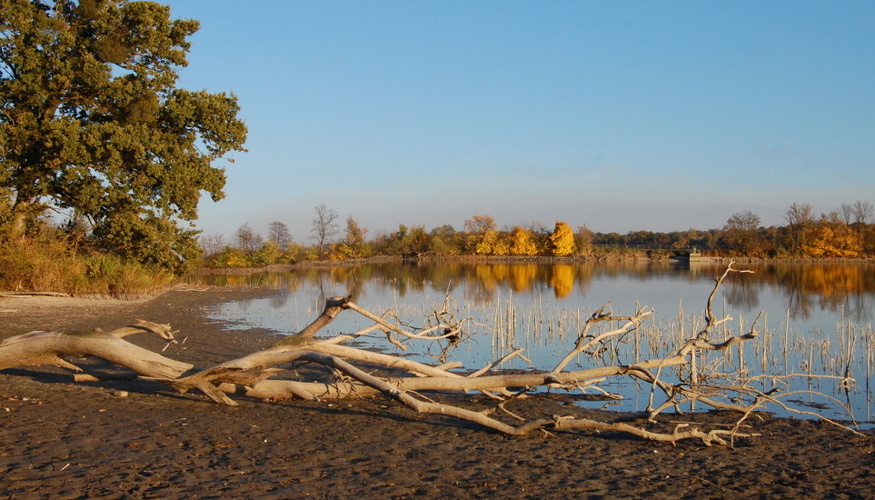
[1, 287, 873, 498]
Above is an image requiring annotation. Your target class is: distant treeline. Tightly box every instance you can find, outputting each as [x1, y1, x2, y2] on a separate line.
[3, 200, 873, 294]
[201, 202, 875, 268]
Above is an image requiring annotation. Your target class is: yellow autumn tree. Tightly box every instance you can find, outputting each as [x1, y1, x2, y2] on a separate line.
[475, 229, 500, 255]
[492, 233, 512, 256]
[549, 221, 576, 257]
[465, 214, 497, 254]
[510, 226, 539, 256]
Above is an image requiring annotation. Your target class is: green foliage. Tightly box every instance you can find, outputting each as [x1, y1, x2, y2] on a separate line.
[428, 225, 462, 255]
[81, 252, 173, 294]
[91, 210, 202, 273]
[207, 247, 249, 268]
[372, 224, 431, 256]
[251, 240, 280, 266]
[0, 0, 247, 272]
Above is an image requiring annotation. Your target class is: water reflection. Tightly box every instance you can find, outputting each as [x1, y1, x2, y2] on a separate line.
[191, 261, 875, 323]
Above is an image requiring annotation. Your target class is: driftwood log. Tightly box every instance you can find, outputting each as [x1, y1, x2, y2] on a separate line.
[0, 264, 858, 445]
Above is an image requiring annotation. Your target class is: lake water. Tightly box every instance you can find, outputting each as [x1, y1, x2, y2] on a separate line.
[189, 260, 874, 425]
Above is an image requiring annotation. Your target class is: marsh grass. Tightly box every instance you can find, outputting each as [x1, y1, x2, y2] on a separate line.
[374, 293, 873, 422]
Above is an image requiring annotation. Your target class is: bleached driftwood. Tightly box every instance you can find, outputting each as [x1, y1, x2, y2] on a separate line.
[0, 319, 191, 378]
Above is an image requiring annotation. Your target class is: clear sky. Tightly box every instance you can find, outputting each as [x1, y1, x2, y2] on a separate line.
[165, 0, 875, 242]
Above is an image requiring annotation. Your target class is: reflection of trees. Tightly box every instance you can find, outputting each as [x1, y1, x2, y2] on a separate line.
[427, 263, 463, 294]
[550, 265, 575, 298]
[190, 262, 875, 323]
[478, 264, 507, 291]
[766, 263, 875, 322]
[468, 263, 588, 299]
[575, 264, 593, 297]
[722, 275, 760, 311]
[844, 292, 873, 324]
[329, 266, 368, 301]
[687, 262, 730, 281]
[464, 276, 496, 304]
[509, 265, 538, 292]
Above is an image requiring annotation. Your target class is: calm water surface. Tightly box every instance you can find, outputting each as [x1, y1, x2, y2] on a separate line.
[190, 261, 875, 424]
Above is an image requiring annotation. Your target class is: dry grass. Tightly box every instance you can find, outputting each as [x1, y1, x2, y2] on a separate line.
[0, 237, 173, 296]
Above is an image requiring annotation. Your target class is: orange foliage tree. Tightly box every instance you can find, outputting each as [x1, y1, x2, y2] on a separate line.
[801, 214, 863, 257]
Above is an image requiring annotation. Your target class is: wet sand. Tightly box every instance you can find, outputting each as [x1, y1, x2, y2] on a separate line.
[1, 287, 873, 499]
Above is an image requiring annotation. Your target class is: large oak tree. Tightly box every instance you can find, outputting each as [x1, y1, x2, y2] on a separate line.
[0, 0, 247, 271]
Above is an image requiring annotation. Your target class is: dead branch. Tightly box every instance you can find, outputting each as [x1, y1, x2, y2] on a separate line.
[0, 323, 192, 379]
[552, 304, 654, 373]
[286, 351, 758, 444]
[696, 261, 753, 340]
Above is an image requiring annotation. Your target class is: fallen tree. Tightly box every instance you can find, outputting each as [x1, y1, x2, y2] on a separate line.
[0, 263, 859, 445]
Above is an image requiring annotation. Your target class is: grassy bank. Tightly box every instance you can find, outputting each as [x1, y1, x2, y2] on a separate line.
[0, 237, 174, 297]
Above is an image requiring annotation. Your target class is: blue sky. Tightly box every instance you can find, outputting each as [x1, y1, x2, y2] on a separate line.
[166, 1, 875, 241]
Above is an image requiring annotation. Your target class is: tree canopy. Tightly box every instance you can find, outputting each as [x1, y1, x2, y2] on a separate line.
[0, 0, 247, 271]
